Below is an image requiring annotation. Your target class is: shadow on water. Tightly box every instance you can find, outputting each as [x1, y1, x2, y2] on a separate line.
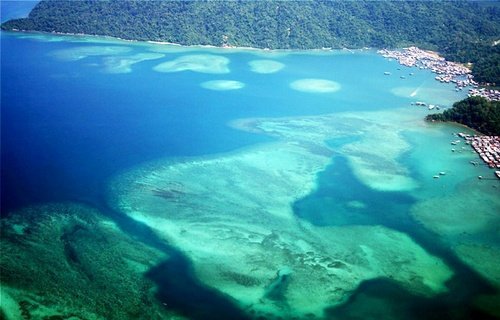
[92, 197, 250, 320]
[293, 153, 498, 319]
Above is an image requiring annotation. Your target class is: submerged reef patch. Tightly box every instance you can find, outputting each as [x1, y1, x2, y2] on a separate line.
[51, 45, 132, 61]
[290, 79, 341, 93]
[411, 181, 500, 284]
[200, 80, 245, 91]
[248, 60, 285, 74]
[153, 54, 230, 74]
[0, 203, 182, 320]
[110, 108, 453, 319]
[103, 53, 165, 73]
[407, 131, 500, 317]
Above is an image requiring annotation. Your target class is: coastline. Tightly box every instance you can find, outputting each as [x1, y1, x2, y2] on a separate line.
[2, 29, 374, 54]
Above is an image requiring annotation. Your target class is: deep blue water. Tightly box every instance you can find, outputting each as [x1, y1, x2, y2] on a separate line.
[0, 32, 435, 212]
[294, 156, 415, 228]
[0, 34, 270, 210]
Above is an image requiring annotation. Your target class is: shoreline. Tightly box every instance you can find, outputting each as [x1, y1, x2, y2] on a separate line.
[3, 29, 375, 54]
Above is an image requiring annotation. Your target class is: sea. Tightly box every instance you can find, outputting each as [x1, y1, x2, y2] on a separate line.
[1, 24, 499, 320]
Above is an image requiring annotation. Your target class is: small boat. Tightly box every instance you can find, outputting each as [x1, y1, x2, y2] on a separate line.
[478, 175, 483, 179]
[384, 71, 391, 75]
[433, 175, 440, 179]
[439, 172, 446, 175]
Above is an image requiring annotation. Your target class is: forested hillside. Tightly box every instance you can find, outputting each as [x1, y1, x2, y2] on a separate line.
[426, 97, 500, 135]
[2, 0, 499, 84]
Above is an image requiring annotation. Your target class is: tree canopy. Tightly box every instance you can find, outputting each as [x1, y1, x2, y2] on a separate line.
[426, 97, 500, 135]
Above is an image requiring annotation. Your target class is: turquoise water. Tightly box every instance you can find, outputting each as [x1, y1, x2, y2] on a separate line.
[1, 31, 499, 319]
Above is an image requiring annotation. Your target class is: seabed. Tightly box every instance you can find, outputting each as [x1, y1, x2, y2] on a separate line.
[108, 109, 460, 319]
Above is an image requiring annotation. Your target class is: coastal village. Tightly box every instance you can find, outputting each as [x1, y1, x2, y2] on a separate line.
[458, 133, 500, 179]
[379, 47, 500, 180]
[378, 46, 500, 101]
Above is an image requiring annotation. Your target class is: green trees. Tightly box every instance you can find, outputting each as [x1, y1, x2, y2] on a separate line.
[426, 97, 500, 135]
[2, 0, 499, 83]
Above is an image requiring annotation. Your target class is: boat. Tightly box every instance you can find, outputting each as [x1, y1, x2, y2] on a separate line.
[433, 175, 440, 179]
[496, 171, 500, 179]
[384, 71, 391, 75]
[439, 172, 446, 175]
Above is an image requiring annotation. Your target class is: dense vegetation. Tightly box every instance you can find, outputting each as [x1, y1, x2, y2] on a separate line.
[444, 41, 500, 85]
[2, 0, 499, 84]
[426, 97, 500, 135]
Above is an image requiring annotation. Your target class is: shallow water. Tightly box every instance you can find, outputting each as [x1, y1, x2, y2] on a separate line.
[1, 31, 499, 319]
